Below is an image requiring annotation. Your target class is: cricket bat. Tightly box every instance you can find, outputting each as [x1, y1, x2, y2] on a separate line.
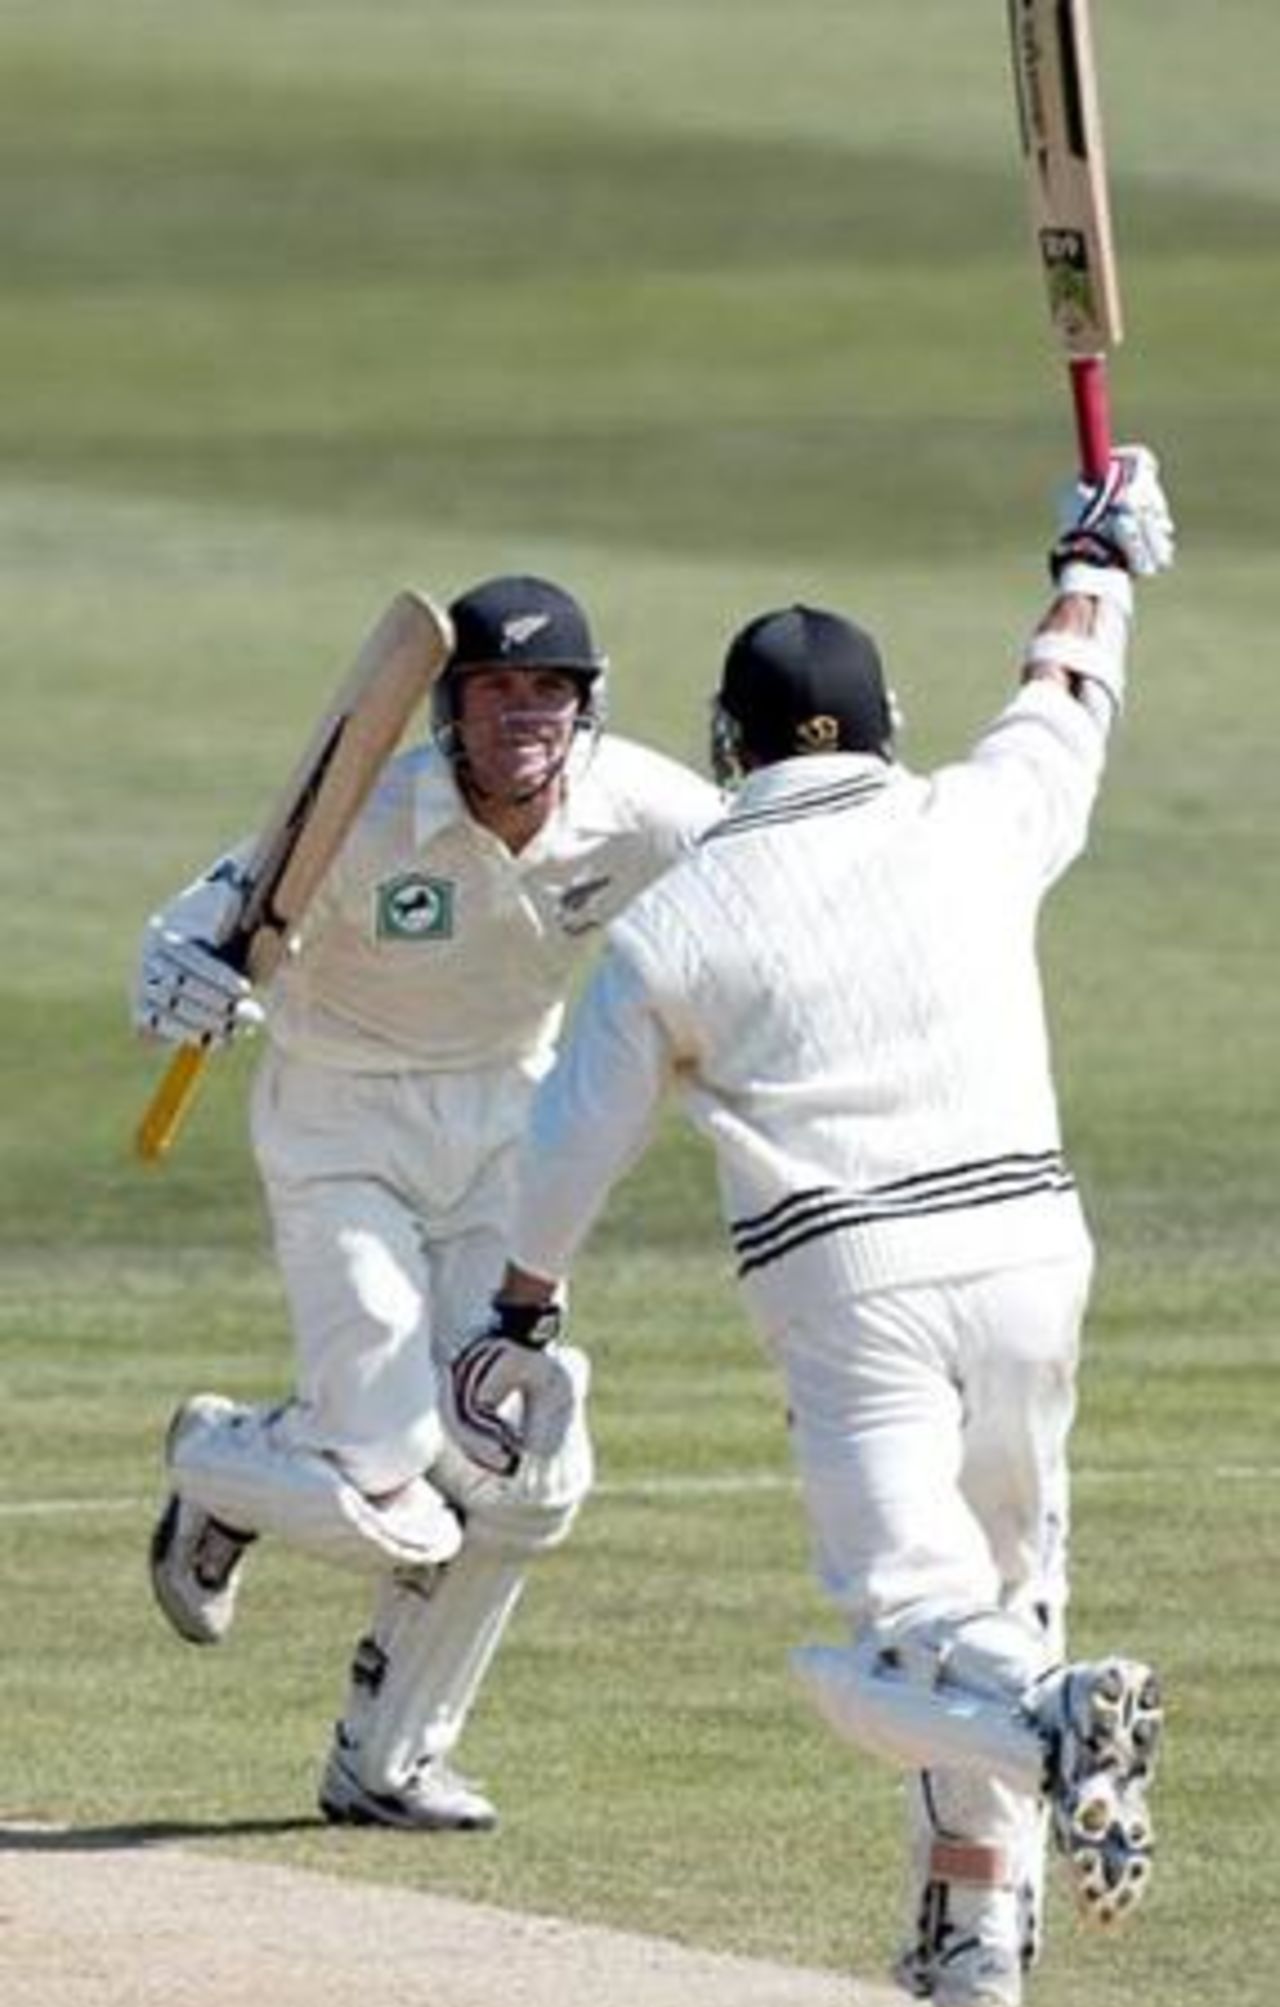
[1008, 0, 1122, 479]
[135, 588, 454, 1163]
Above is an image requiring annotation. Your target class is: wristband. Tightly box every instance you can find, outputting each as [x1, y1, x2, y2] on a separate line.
[1049, 529, 1127, 579]
[490, 1299, 563, 1348]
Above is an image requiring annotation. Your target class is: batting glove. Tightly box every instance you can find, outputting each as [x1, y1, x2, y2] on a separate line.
[134, 923, 264, 1048]
[1051, 444, 1176, 579]
[445, 1300, 568, 1478]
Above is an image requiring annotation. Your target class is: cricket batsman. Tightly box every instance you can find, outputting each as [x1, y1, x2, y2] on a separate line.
[133, 574, 723, 1829]
[444, 456, 1175, 2002]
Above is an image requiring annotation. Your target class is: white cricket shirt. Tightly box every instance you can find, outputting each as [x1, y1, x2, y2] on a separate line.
[261, 733, 722, 1073]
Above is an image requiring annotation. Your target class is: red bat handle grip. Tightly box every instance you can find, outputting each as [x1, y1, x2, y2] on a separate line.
[1070, 356, 1114, 484]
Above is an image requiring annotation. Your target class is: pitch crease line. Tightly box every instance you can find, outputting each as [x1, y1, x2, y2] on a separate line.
[1, 1462, 1278, 1521]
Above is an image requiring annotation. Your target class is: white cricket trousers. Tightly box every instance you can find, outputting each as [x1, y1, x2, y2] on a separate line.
[771, 1250, 1092, 1944]
[248, 1047, 538, 1495]
[770, 1251, 1092, 1649]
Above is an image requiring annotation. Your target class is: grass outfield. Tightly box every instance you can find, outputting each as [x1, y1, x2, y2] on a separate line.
[1, 4, 1277, 2004]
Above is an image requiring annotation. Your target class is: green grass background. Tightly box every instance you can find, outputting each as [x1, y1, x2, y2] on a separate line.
[1, 3, 1277, 2003]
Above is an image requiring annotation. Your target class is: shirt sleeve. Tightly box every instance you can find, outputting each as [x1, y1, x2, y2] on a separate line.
[957, 678, 1108, 886]
[508, 932, 675, 1282]
[605, 738, 726, 865]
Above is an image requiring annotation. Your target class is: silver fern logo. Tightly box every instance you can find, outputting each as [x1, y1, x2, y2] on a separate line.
[501, 613, 552, 651]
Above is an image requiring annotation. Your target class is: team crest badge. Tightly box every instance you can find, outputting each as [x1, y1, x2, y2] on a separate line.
[796, 714, 840, 752]
[376, 873, 455, 941]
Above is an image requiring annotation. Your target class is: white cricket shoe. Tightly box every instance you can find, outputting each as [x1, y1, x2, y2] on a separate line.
[319, 1733, 497, 1832]
[895, 1945, 1021, 2005]
[933, 1950, 1022, 2007]
[148, 1395, 257, 1646]
[893, 1883, 1023, 2005]
[149, 1494, 257, 1645]
[1039, 1656, 1163, 1928]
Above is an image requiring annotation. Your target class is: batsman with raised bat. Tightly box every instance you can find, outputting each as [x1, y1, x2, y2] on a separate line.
[435, 10, 1177, 2003]
[450, 474, 1174, 2001]
[133, 574, 722, 1829]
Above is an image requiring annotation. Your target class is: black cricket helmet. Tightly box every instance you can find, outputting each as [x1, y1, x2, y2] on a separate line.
[434, 574, 608, 751]
[712, 604, 895, 782]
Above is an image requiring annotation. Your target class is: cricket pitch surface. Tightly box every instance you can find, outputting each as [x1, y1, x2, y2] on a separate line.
[0, 1826, 900, 2007]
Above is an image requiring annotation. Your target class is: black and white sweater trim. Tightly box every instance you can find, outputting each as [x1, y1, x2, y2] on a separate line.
[729, 1150, 1076, 1277]
[701, 772, 889, 842]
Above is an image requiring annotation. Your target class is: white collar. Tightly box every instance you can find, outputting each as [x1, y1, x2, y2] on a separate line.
[730, 750, 897, 812]
[409, 731, 614, 850]
[410, 742, 471, 847]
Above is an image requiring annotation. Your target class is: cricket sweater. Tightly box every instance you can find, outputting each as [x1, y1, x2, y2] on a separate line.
[511, 679, 1106, 1322]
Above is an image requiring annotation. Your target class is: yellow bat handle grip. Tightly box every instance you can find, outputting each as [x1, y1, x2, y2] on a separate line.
[135, 1044, 211, 1163]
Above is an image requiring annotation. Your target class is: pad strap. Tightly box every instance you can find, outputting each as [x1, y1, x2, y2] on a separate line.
[928, 1838, 1015, 1888]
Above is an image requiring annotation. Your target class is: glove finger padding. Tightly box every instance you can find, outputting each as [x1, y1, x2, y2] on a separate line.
[438, 1340, 594, 1554]
[447, 1335, 528, 1475]
[1053, 444, 1175, 578]
[134, 926, 263, 1047]
[446, 1328, 586, 1474]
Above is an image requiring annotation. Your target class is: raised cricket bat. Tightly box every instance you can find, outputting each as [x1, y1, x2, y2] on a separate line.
[1008, 0, 1122, 479]
[135, 588, 454, 1163]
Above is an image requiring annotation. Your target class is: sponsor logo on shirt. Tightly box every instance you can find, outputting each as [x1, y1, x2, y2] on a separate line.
[376, 872, 455, 941]
[556, 873, 613, 934]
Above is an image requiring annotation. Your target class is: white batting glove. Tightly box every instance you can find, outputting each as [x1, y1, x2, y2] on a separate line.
[133, 856, 265, 1048]
[1052, 444, 1175, 578]
[444, 1301, 572, 1477]
[134, 921, 263, 1048]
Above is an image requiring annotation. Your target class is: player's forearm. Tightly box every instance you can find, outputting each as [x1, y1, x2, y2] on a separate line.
[507, 1066, 657, 1285]
[1022, 565, 1132, 727]
[1025, 588, 1113, 687]
[507, 946, 671, 1285]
